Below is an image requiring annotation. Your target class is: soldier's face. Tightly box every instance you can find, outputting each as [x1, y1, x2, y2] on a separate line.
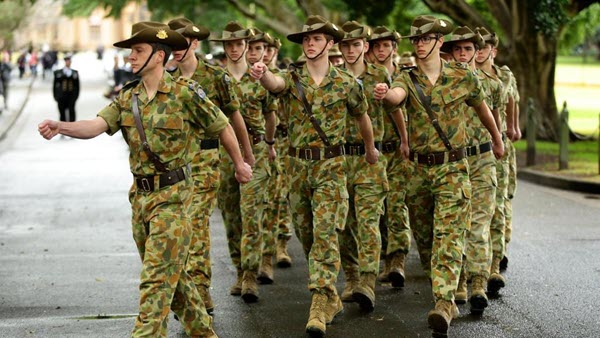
[263, 46, 277, 64]
[411, 34, 442, 59]
[451, 41, 476, 63]
[302, 33, 332, 59]
[476, 44, 493, 63]
[339, 39, 368, 64]
[129, 43, 161, 74]
[246, 42, 266, 65]
[172, 38, 197, 62]
[372, 40, 396, 63]
[224, 40, 247, 62]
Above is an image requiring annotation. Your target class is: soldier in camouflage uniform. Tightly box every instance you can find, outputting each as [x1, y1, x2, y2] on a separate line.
[167, 17, 254, 315]
[367, 26, 412, 287]
[251, 15, 379, 336]
[211, 22, 277, 303]
[443, 26, 502, 315]
[38, 21, 253, 338]
[260, 37, 294, 269]
[337, 20, 401, 312]
[375, 16, 504, 336]
[475, 27, 513, 296]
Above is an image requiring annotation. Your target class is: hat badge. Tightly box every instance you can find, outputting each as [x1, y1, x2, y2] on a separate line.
[156, 29, 168, 39]
[440, 20, 447, 27]
[192, 26, 200, 32]
[332, 24, 339, 31]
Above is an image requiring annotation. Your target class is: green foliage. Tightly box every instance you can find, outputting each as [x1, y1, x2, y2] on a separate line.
[529, 0, 570, 38]
[342, 0, 395, 25]
[558, 3, 600, 55]
[0, 0, 31, 48]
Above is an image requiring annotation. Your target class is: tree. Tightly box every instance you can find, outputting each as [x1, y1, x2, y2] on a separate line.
[61, 0, 596, 139]
[0, 0, 32, 50]
[420, 0, 597, 140]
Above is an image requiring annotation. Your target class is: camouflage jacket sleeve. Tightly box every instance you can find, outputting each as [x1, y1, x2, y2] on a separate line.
[178, 77, 229, 139]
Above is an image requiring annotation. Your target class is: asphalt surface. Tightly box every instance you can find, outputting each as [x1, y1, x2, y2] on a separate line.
[1, 53, 599, 338]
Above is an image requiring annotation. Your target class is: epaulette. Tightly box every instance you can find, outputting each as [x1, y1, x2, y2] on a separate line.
[401, 66, 416, 72]
[500, 65, 512, 72]
[451, 61, 468, 69]
[121, 79, 140, 92]
[177, 76, 208, 101]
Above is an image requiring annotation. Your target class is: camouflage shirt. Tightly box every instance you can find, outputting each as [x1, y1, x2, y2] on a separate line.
[274, 63, 368, 148]
[392, 61, 484, 153]
[229, 68, 276, 135]
[382, 61, 404, 143]
[343, 61, 390, 143]
[98, 71, 229, 176]
[171, 59, 240, 117]
[492, 64, 515, 130]
[463, 69, 502, 145]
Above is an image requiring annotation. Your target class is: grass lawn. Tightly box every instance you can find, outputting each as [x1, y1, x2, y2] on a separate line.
[555, 56, 600, 137]
[513, 139, 600, 183]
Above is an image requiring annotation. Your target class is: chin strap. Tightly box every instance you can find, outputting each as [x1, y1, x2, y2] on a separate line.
[305, 43, 329, 61]
[133, 45, 157, 76]
[342, 50, 364, 65]
[226, 44, 248, 63]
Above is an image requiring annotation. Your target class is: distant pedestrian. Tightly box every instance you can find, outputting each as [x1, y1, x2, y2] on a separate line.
[53, 54, 79, 122]
[0, 52, 12, 111]
[17, 51, 27, 79]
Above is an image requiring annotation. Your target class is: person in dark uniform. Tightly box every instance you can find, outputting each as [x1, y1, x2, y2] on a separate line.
[53, 54, 79, 122]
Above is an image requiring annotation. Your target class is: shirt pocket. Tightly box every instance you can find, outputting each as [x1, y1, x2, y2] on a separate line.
[150, 113, 185, 154]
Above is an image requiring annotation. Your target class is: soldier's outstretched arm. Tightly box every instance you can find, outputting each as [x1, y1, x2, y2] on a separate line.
[374, 83, 407, 106]
[229, 110, 255, 167]
[473, 101, 504, 159]
[218, 124, 253, 183]
[251, 62, 285, 93]
[38, 117, 108, 140]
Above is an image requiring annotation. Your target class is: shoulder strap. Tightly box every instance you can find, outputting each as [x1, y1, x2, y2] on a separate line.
[408, 71, 453, 151]
[289, 67, 331, 147]
[132, 94, 168, 172]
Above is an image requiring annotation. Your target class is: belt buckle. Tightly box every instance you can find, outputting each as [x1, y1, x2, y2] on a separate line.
[140, 178, 152, 192]
[303, 148, 313, 160]
[427, 153, 436, 166]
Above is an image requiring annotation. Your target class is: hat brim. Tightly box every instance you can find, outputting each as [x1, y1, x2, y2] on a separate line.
[287, 25, 345, 45]
[440, 35, 482, 53]
[114, 28, 188, 51]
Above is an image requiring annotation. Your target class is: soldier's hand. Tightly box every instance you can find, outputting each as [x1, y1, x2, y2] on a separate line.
[400, 142, 410, 160]
[492, 140, 505, 160]
[365, 148, 380, 164]
[267, 144, 277, 161]
[250, 62, 268, 80]
[373, 83, 389, 100]
[234, 162, 253, 184]
[515, 127, 522, 141]
[506, 128, 516, 141]
[38, 120, 60, 140]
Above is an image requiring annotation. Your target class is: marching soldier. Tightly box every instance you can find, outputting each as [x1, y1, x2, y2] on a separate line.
[211, 22, 277, 302]
[374, 15, 504, 336]
[367, 26, 411, 287]
[38, 21, 252, 337]
[167, 17, 254, 314]
[251, 15, 379, 336]
[475, 26, 513, 295]
[442, 26, 502, 315]
[53, 54, 79, 122]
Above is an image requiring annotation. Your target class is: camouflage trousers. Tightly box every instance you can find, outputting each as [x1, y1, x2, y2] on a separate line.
[340, 154, 388, 276]
[464, 150, 497, 278]
[129, 180, 214, 338]
[405, 158, 471, 301]
[287, 155, 348, 294]
[505, 139, 517, 246]
[382, 150, 411, 257]
[186, 149, 221, 290]
[218, 141, 271, 272]
[262, 136, 291, 257]
[491, 149, 509, 262]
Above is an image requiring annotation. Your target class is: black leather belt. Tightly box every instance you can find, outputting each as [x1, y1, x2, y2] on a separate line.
[466, 141, 492, 157]
[409, 148, 466, 166]
[381, 140, 399, 153]
[134, 166, 187, 192]
[200, 139, 219, 150]
[276, 125, 288, 138]
[289, 145, 345, 160]
[344, 142, 383, 156]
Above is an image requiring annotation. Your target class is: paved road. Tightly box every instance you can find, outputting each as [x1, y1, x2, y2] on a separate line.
[1, 54, 599, 338]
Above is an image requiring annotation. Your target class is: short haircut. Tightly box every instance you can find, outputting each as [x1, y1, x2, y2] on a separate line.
[150, 43, 172, 66]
